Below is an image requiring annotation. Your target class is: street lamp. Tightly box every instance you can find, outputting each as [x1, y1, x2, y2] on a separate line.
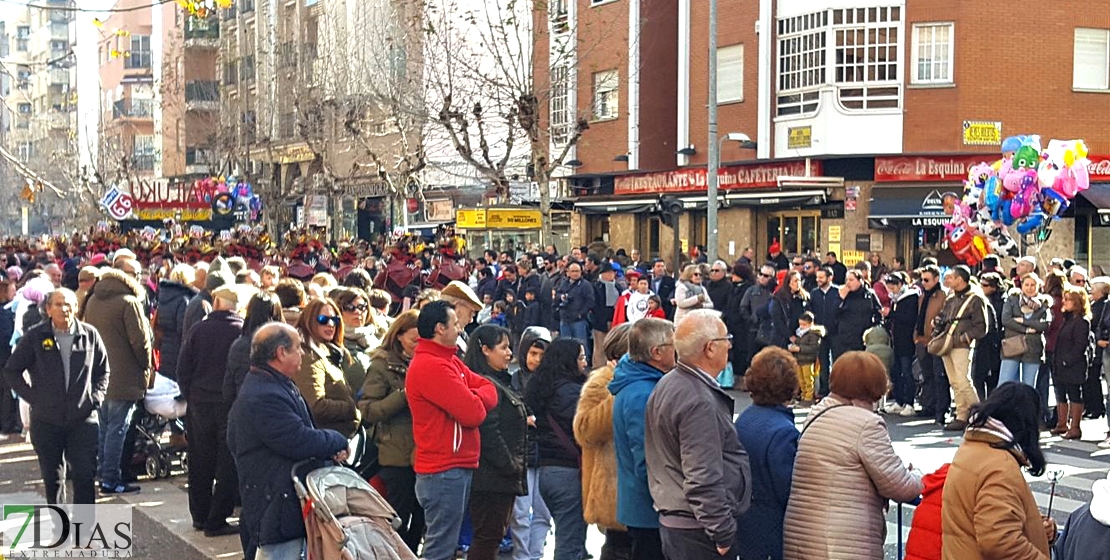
[707, 132, 754, 262]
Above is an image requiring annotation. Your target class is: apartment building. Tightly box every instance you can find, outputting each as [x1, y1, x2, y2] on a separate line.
[217, 0, 424, 237]
[0, 0, 78, 234]
[97, 0, 156, 180]
[556, 0, 1110, 270]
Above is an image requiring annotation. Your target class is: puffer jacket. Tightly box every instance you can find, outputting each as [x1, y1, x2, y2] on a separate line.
[673, 280, 712, 323]
[526, 376, 583, 469]
[1053, 312, 1091, 386]
[783, 395, 922, 560]
[887, 285, 921, 356]
[1001, 291, 1052, 363]
[904, 463, 950, 560]
[863, 325, 893, 375]
[83, 269, 153, 401]
[473, 366, 528, 496]
[154, 279, 196, 381]
[573, 364, 623, 530]
[609, 356, 665, 530]
[295, 341, 361, 438]
[358, 347, 414, 467]
[941, 428, 1049, 560]
[794, 326, 826, 365]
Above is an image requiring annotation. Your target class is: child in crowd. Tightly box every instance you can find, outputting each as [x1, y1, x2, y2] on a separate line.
[488, 300, 508, 327]
[789, 312, 825, 403]
[863, 324, 894, 375]
[646, 294, 666, 319]
[520, 288, 543, 332]
[613, 272, 653, 325]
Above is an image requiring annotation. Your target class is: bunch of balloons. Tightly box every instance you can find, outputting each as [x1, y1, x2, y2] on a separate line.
[944, 135, 1091, 266]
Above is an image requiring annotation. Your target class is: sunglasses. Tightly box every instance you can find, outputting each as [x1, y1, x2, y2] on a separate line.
[711, 269, 723, 273]
[793, 262, 804, 266]
[692, 273, 702, 277]
[343, 303, 368, 312]
[316, 315, 341, 326]
[759, 272, 772, 278]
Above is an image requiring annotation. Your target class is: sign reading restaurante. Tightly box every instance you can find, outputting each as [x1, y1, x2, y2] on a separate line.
[614, 160, 822, 195]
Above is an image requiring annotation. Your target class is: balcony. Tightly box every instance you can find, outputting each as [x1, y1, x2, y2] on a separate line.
[49, 68, 68, 85]
[185, 147, 215, 174]
[184, 17, 219, 48]
[51, 22, 68, 40]
[44, 113, 70, 130]
[184, 81, 219, 111]
[112, 99, 154, 120]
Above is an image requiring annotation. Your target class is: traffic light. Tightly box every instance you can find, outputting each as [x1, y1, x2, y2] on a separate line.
[660, 195, 683, 228]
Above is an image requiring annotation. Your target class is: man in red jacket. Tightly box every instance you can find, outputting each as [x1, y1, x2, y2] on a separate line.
[406, 300, 498, 560]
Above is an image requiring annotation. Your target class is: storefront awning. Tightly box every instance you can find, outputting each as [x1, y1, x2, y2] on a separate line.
[869, 186, 959, 227]
[574, 198, 658, 215]
[675, 190, 826, 210]
[1080, 184, 1110, 212]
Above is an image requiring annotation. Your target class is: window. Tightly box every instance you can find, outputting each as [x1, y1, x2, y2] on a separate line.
[240, 0, 255, 13]
[240, 55, 255, 81]
[132, 135, 155, 170]
[125, 35, 151, 69]
[224, 60, 239, 84]
[832, 6, 901, 110]
[717, 44, 744, 103]
[550, 0, 568, 34]
[50, 40, 67, 53]
[17, 103, 31, 114]
[17, 142, 32, 162]
[777, 12, 827, 116]
[550, 65, 570, 144]
[592, 69, 618, 120]
[1074, 28, 1109, 90]
[912, 23, 952, 84]
[16, 26, 29, 52]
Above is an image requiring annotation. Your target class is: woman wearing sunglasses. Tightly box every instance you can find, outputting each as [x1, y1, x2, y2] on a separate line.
[331, 288, 380, 396]
[294, 297, 362, 438]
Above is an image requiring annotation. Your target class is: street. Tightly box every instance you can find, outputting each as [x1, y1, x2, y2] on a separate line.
[0, 390, 1107, 560]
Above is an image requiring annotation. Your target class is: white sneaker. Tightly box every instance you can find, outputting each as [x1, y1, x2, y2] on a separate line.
[1099, 437, 1110, 449]
[883, 401, 902, 414]
[900, 405, 917, 417]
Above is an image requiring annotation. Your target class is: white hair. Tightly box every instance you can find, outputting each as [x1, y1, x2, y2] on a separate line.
[713, 260, 729, 270]
[673, 309, 723, 360]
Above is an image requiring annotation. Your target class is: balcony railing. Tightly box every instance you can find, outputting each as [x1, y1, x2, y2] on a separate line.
[112, 99, 154, 119]
[185, 81, 219, 110]
[184, 17, 219, 46]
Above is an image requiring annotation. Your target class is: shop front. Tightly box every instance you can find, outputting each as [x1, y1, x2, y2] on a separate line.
[1071, 156, 1110, 270]
[575, 159, 826, 262]
[456, 207, 549, 254]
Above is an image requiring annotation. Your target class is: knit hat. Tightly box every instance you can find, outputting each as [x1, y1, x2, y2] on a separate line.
[769, 240, 782, 255]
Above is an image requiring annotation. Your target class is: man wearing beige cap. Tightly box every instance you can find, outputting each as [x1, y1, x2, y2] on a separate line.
[75, 266, 101, 312]
[177, 283, 256, 536]
[439, 280, 482, 355]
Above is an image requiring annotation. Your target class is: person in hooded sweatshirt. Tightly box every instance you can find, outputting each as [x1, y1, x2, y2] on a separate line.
[610, 318, 675, 560]
[508, 326, 553, 560]
[1055, 470, 1110, 560]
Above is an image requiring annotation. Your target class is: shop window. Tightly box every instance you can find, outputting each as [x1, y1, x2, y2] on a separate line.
[1074, 28, 1109, 91]
[641, 217, 661, 260]
[912, 23, 953, 84]
[588, 215, 610, 244]
[767, 211, 820, 256]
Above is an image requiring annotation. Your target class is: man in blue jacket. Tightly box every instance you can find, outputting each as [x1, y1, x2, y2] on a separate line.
[610, 317, 675, 560]
[227, 322, 349, 560]
[555, 262, 595, 348]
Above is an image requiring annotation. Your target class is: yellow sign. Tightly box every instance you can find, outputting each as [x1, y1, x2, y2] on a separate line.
[842, 250, 866, 267]
[962, 121, 1002, 146]
[134, 207, 213, 221]
[486, 209, 541, 229]
[787, 126, 812, 149]
[680, 238, 689, 254]
[456, 209, 487, 229]
[828, 225, 842, 243]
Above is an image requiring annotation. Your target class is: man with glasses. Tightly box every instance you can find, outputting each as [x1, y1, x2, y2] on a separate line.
[644, 310, 749, 560]
[611, 318, 676, 560]
[802, 258, 820, 292]
[555, 262, 595, 349]
[705, 260, 733, 311]
[739, 265, 777, 388]
[83, 258, 154, 495]
[1070, 266, 1090, 291]
[650, 260, 677, 320]
[935, 266, 987, 431]
[914, 265, 949, 424]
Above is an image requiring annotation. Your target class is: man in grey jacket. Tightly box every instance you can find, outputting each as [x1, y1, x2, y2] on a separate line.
[644, 309, 751, 559]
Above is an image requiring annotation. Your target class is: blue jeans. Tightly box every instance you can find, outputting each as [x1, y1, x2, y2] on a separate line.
[538, 465, 587, 560]
[891, 353, 915, 406]
[97, 399, 138, 487]
[256, 538, 304, 560]
[415, 468, 473, 560]
[999, 360, 1039, 387]
[511, 467, 551, 560]
[559, 320, 590, 348]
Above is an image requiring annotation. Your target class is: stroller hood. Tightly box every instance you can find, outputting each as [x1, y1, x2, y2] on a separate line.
[305, 466, 398, 521]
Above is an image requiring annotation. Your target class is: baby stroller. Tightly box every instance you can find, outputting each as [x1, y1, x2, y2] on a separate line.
[133, 374, 189, 480]
[292, 459, 416, 560]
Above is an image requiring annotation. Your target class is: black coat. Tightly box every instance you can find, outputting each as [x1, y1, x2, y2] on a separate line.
[886, 289, 921, 356]
[177, 310, 244, 404]
[723, 281, 753, 338]
[770, 293, 807, 348]
[227, 366, 348, 556]
[1091, 298, 1108, 367]
[832, 287, 881, 356]
[154, 280, 197, 381]
[1053, 312, 1091, 386]
[3, 320, 109, 428]
[651, 275, 677, 320]
[223, 334, 252, 403]
[555, 278, 595, 324]
[808, 286, 841, 337]
[526, 377, 583, 469]
[474, 368, 528, 495]
[706, 278, 733, 312]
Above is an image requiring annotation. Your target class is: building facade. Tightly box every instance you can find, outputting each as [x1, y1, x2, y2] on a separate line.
[553, 0, 1110, 271]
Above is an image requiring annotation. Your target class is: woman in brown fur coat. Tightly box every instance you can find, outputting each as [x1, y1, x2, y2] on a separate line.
[574, 323, 633, 560]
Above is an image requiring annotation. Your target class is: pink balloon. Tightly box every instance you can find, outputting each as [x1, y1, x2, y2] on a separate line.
[1071, 163, 1090, 194]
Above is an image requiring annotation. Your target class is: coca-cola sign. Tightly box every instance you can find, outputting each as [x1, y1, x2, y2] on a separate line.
[874, 155, 994, 182]
[1086, 155, 1110, 181]
[614, 160, 822, 195]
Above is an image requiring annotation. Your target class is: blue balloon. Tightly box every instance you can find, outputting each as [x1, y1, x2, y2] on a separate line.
[1017, 212, 1045, 235]
[1000, 200, 1015, 226]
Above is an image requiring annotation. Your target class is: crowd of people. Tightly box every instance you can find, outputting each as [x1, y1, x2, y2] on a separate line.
[1, 237, 1109, 560]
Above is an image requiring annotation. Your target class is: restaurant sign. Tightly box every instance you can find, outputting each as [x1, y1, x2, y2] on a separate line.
[876, 154, 1110, 182]
[614, 160, 822, 195]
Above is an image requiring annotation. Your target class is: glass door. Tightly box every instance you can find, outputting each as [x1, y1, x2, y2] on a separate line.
[767, 211, 820, 255]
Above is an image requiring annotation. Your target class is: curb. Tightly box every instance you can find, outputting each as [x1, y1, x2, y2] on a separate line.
[116, 479, 241, 560]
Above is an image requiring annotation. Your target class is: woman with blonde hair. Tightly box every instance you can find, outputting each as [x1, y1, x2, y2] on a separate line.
[673, 264, 712, 323]
[294, 297, 361, 437]
[574, 323, 634, 560]
[155, 263, 199, 382]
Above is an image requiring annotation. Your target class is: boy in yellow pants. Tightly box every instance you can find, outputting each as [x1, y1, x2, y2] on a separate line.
[789, 312, 825, 404]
